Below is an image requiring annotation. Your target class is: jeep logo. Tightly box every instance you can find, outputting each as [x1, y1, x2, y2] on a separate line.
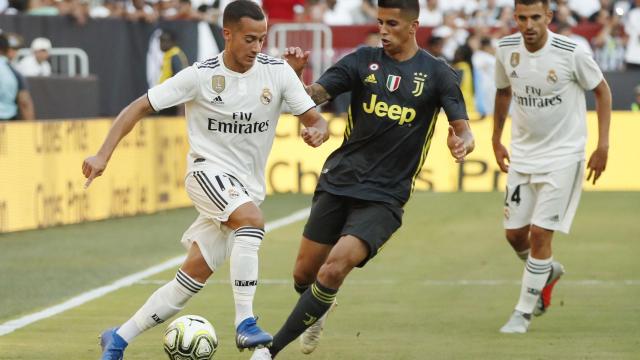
[362, 94, 416, 125]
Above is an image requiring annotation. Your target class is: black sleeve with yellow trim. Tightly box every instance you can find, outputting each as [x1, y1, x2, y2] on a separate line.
[436, 62, 469, 122]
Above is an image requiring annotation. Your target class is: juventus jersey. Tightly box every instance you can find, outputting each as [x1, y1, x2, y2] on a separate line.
[147, 52, 316, 202]
[316, 47, 468, 206]
[495, 31, 603, 173]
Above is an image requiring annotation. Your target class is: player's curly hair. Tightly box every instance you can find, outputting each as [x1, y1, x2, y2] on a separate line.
[223, 0, 265, 27]
[378, 0, 420, 20]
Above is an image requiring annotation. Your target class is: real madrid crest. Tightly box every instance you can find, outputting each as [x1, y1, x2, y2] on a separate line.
[261, 88, 272, 105]
[510, 52, 520, 68]
[212, 75, 225, 94]
[547, 69, 558, 84]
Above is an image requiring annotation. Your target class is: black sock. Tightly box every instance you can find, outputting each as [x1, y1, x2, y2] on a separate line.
[293, 282, 309, 295]
[270, 280, 337, 357]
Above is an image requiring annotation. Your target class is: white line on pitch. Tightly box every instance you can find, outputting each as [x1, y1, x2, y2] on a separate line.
[134, 279, 640, 286]
[0, 207, 311, 337]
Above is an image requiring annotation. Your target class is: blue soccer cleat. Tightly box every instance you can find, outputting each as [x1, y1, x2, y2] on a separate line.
[99, 327, 128, 360]
[235, 317, 273, 351]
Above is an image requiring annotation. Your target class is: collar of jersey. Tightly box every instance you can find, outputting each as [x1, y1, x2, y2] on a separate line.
[218, 51, 258, 78]
[381, 48, 422, 64]
[523, 29, 553, 58]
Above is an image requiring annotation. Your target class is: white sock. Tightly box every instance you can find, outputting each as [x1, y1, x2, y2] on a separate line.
[116, 269, 204, 342]
[515, 255, 552, 314]
[516, 248, 530, 261]
[230, 226, 264, 328]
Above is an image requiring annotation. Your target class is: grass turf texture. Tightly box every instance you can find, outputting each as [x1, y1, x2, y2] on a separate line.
[0, 192, 638, 359]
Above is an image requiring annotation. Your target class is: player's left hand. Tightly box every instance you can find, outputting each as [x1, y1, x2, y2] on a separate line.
[283, 46, 310, 78]
[447, 126, 467, 163]
[587, 146, 608, 185]
[301, 127, 326, 148]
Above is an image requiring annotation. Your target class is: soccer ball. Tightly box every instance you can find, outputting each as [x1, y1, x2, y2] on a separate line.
[163, 315, 218, 360]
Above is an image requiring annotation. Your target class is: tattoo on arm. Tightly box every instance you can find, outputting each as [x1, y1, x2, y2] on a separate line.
[308, 83, 331, 105]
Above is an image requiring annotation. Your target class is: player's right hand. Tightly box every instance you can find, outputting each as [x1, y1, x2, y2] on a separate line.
[283, 46, 310, 78]
[82, 155, 107, 189]
[301, 127, 326, 148]
[492, 142, 510, 173]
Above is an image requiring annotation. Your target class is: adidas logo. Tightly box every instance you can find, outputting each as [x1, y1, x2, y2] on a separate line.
[211, 95, 224, 104]
[364, 74, 377, 84]
[549, 214, 560, 222]
[510, 70, 518, 78]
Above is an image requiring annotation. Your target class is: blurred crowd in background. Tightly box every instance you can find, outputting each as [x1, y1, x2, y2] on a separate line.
[2, 0, 639, 68]
[1, 0, 640, 120]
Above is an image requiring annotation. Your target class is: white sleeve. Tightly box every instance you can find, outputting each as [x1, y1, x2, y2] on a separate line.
[494, 51, 510, 89]
[147, 66, 199, 111]
[280, 63, 316, 116]
[573, 45, 603, 91]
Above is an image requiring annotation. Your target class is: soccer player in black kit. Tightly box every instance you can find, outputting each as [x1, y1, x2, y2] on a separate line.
[251, 1, 475, 358]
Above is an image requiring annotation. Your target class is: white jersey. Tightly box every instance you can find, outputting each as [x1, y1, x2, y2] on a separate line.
[495, 31, 603, 173]
[147, 51, 315, 202]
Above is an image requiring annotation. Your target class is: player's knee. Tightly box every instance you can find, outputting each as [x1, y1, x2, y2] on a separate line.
[505, 229, 528, 246]
[317, 261, 350, 287]
[231, 205, 264, 228]
[529, 226, 552, 242]
[292, 270, 313, 289]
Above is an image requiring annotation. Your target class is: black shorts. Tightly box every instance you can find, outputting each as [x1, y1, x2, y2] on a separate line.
[303, 191, 403, 267]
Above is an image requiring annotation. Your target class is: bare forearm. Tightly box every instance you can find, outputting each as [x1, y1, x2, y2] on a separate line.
[97, 95, 153, 160]
[492, 87, 512, 144]
[306, 83, 332, 106]
[594, 80, 611, 149]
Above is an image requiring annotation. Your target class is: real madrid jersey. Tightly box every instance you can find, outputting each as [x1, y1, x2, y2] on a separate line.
[495, 31, 603, 173]
[316, 47, 468, 207]
[147, 52, 315, 202]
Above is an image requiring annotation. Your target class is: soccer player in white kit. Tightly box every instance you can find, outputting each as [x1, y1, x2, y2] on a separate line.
[492, 0, 611, 333]
[82, 1, 329, 358]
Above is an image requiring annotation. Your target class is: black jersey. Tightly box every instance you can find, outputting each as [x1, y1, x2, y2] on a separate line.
[316, 47, 468, 206]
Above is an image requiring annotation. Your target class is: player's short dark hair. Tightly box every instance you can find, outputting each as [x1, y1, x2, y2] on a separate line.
[514, 0, 550, 7]
[223, 0, 265, 28]
[378, 0, 420, 20]
[0, 33, 9, 54]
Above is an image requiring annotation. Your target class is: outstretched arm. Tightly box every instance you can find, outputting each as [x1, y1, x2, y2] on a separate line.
[82, 95, 154, 187]
[284, 47, 334, 106]
[587, 79, 611, 185]
[492, 86, 512, 173]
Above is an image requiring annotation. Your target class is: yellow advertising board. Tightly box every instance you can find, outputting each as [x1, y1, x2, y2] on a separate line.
[267, 112, 640, 193]
[0, 112, 637, 233]
[0, 118, 190, 232]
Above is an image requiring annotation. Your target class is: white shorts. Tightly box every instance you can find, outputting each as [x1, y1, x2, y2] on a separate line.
[503, 161, 584, 234]
[181, 167, 255, 271]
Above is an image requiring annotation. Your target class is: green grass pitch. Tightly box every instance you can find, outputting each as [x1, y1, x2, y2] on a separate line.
[0, 192, 639, 359]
